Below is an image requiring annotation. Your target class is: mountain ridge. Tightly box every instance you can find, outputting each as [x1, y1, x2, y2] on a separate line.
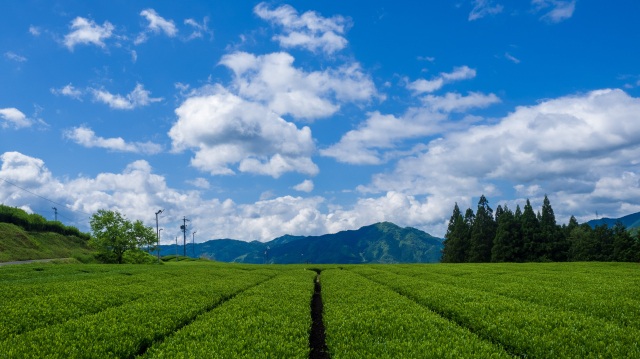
[587, 211, 640, 230]
[159, 222, 443, 264]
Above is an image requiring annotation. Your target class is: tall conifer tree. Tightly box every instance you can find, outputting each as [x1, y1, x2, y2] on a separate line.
[463, 208, 475, 262]
[521, 199, 540, 261]
[442, 203, 468, 262]
[469, 195, 496, 262]
[492, 204, 521, 262]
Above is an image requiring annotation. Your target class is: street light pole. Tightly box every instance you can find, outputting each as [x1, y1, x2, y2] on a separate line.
[155, 209, 164, 262]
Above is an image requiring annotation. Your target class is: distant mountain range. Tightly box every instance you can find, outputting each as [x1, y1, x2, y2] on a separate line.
[587, 211, 640, 231]
[158, 222, 443, 264]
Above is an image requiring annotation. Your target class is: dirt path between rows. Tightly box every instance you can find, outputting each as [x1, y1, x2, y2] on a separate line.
[0, 258, 73, 266]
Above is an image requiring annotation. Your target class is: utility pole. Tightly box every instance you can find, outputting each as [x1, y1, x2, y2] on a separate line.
[192, 231, 197, 258]
[52, 207, 57, 222]
[181, 216, 190, 257]
[155, 209, 164, 262]
[158, 228, 163, 262]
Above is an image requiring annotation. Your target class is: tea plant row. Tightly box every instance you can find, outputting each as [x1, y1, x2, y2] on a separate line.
[0, 264, 278, 358]
[350, 265, 640, 358]
[1, 262, 639, 358]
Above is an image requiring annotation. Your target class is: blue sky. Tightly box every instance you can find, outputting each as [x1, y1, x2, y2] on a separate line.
[1, 0, 640, 243]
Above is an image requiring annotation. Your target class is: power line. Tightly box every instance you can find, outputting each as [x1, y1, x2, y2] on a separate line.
[0, 177, 92, 219]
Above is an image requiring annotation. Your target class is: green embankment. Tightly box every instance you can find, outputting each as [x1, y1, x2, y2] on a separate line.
[0, 222, 93, 262]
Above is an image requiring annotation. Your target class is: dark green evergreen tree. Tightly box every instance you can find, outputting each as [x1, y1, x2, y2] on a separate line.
[521, 199, 541, 261]
[633, 231, 640, 262]
[611, 221, 637, 261]
[492, 204, 521, 262]
[567, 223, 596, 261]
[494, 205, 505, 223]
[594, 224, 614, 261]
[564, 216, 579, 238]
[514, 204, 522, 221]
[539, 195, 567, 261]
[463, 207, 475, 262]
[442, 203, 469, 263]
[469, 195, 496, 262]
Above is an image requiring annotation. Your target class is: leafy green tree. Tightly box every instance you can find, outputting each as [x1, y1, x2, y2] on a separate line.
[132, 219, 157, 250]
[442, 203, 469, 263]
[469, 195, 496, 262]
[89, 209, 156, 264]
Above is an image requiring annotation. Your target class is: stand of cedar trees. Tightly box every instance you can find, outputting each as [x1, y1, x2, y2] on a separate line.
[442, 195, 640, 263]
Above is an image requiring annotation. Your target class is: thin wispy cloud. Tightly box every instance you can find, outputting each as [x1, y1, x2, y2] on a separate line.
[184, 17, 213, 41]
[135, 9, 177, 44]
[91, 83, 162, 110]
[505, 52, 521, 64]
[532, 0, 576, 23]
[4, 51, 27, 62]
[407, 66, 476, 94]
[469, 0, 504, 21]
[64, 126, 162, 154]
[51, 84, 83, 99]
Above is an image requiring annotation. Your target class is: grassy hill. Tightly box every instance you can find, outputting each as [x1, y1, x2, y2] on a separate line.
[0, 222, 94, 263]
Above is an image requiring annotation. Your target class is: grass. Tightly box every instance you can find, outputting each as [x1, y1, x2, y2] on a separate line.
[0, 222, 94, 262]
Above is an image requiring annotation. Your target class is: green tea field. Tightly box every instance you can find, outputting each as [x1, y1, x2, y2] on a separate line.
[1, 262, 638, 358]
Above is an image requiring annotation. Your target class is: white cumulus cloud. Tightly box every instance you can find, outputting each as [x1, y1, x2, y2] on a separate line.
[0, 108, 32, 129]
[293, 179, 314, 193]
[169, 86, 318, 178]
[321, 110, 446, 165]
[254, 2, 349, 54]
[63, 17, 114, 50]
[220, 51, 376, 121]
[186, 177, 211, 189]
[363, 89, 640, 225]
[0, 152, 448, 240]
